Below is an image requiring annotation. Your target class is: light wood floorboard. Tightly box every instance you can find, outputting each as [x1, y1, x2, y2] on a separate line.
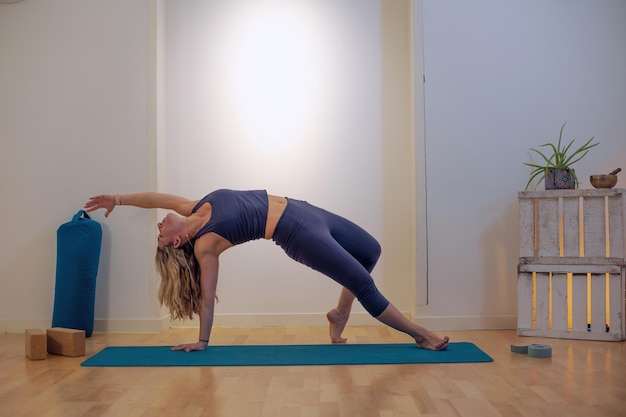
[1, 327, 625, 417]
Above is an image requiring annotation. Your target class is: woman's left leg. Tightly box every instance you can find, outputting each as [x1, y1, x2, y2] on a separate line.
[320, 210, 380, 342]
[326, 287, 355, 343]
[273, 200, 448, 349]
[375, 304, 449, 350]
[319, 207, 448, 350]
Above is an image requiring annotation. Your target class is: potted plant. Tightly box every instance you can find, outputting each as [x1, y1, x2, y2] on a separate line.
[525, 123, 599, 190]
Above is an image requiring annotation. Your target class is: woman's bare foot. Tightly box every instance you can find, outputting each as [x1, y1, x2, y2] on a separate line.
[416, 334, 449, 351]
[374, 303, 449, 351]
[326, 308, 348, 343]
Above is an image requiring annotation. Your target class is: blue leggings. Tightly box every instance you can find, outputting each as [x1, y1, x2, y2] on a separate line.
[272, 198, 389, 317]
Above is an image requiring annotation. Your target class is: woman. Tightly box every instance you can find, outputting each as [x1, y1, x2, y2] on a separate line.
[84, 189, 449, 352]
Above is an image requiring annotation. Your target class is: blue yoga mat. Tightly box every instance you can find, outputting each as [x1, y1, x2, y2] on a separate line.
[81, 342, 492, 367]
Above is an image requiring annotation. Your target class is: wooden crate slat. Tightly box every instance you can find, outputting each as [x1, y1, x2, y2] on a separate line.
[590, 273, 606, 333]
[517, 328, 622, 341]
[535, 272, 550, 330]
[518, 261, 623, 274]
[583, 196, 606, 257]
[519, 198, 535, 257]
[608, 195, 625, 258]
[562, 197, 580, 257]
[537, 198, 559, 257]
[519, 189, 622, 199]
[519, 256, 625, 266]
[551, 273, 568, 331]
[571, 273, 588, 333]
[517, 272, 533, 330]
[608, 270, 624, 337]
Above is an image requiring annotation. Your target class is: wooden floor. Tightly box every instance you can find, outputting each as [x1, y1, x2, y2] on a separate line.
[1, 326, 625, 417]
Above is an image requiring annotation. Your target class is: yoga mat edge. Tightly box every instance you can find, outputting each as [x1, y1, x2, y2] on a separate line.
[81, 342, 493, 367]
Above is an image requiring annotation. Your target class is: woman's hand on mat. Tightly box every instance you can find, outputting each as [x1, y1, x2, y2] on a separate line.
[171, 341, 207, 352]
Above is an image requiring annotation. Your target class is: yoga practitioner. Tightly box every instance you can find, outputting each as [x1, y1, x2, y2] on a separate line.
[84, 189, 449, 352]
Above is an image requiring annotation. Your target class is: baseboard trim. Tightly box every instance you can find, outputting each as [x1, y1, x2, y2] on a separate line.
[0, 319, 53, 334]
[175, 313, 516, 330]
[412, 314, 517, 331]
[1, 314, 516, 334]
[170, 312, 384, 328]
[93, 316, 171, 334]
[0, 317, 171, 335]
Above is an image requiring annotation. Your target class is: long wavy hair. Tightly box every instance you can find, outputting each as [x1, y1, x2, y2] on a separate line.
[155, 243, 201, 320]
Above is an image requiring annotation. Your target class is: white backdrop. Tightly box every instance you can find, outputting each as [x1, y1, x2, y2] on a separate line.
[163, 0, 385, 318]
[2, 0, 623, 333]
[0, 0, 158, 331]
[420, 0, 626, 323]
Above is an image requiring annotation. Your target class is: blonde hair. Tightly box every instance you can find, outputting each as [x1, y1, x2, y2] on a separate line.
[155, 244, 201, 320]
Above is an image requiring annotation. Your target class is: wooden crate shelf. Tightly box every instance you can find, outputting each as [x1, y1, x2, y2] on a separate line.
[517, 189, 626, 341]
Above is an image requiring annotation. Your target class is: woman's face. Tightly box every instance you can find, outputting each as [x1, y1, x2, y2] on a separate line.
[157, 213, 182, 249]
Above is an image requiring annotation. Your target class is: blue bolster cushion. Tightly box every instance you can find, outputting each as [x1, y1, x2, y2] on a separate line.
[52, 210, 102, 337]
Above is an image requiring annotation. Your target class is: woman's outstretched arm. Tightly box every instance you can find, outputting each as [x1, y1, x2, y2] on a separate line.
[84, 192, 198, 217]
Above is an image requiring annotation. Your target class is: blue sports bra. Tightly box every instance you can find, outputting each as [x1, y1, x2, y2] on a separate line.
[191, 189, 268, 245]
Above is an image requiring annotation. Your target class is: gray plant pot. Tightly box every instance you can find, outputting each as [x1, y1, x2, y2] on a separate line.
[545, 169, 576, 190]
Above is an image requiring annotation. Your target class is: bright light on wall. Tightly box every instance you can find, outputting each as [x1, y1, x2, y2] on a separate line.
[215, 1, 328, 152]
[167, 0, 381, 199]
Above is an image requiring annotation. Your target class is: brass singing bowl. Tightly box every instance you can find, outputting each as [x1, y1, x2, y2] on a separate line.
[590, 174, 618, 189]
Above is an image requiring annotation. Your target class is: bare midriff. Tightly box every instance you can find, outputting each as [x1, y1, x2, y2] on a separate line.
[265, 195, 288, 239]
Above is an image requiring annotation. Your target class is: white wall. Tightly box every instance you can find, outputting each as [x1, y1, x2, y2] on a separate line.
[0, 0, 417, 332]
[419, 0, 626, 329]
[163, 0, 417, 326]
[0, 0, 160, 332]
[1, 0, 624, 334]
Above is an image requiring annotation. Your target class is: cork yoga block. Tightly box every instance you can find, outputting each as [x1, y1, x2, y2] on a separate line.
[25, 329, 47, 360]
[46, 328, 86, 357]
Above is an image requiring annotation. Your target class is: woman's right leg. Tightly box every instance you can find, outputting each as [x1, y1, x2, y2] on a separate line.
[273, 200, 389, 319]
